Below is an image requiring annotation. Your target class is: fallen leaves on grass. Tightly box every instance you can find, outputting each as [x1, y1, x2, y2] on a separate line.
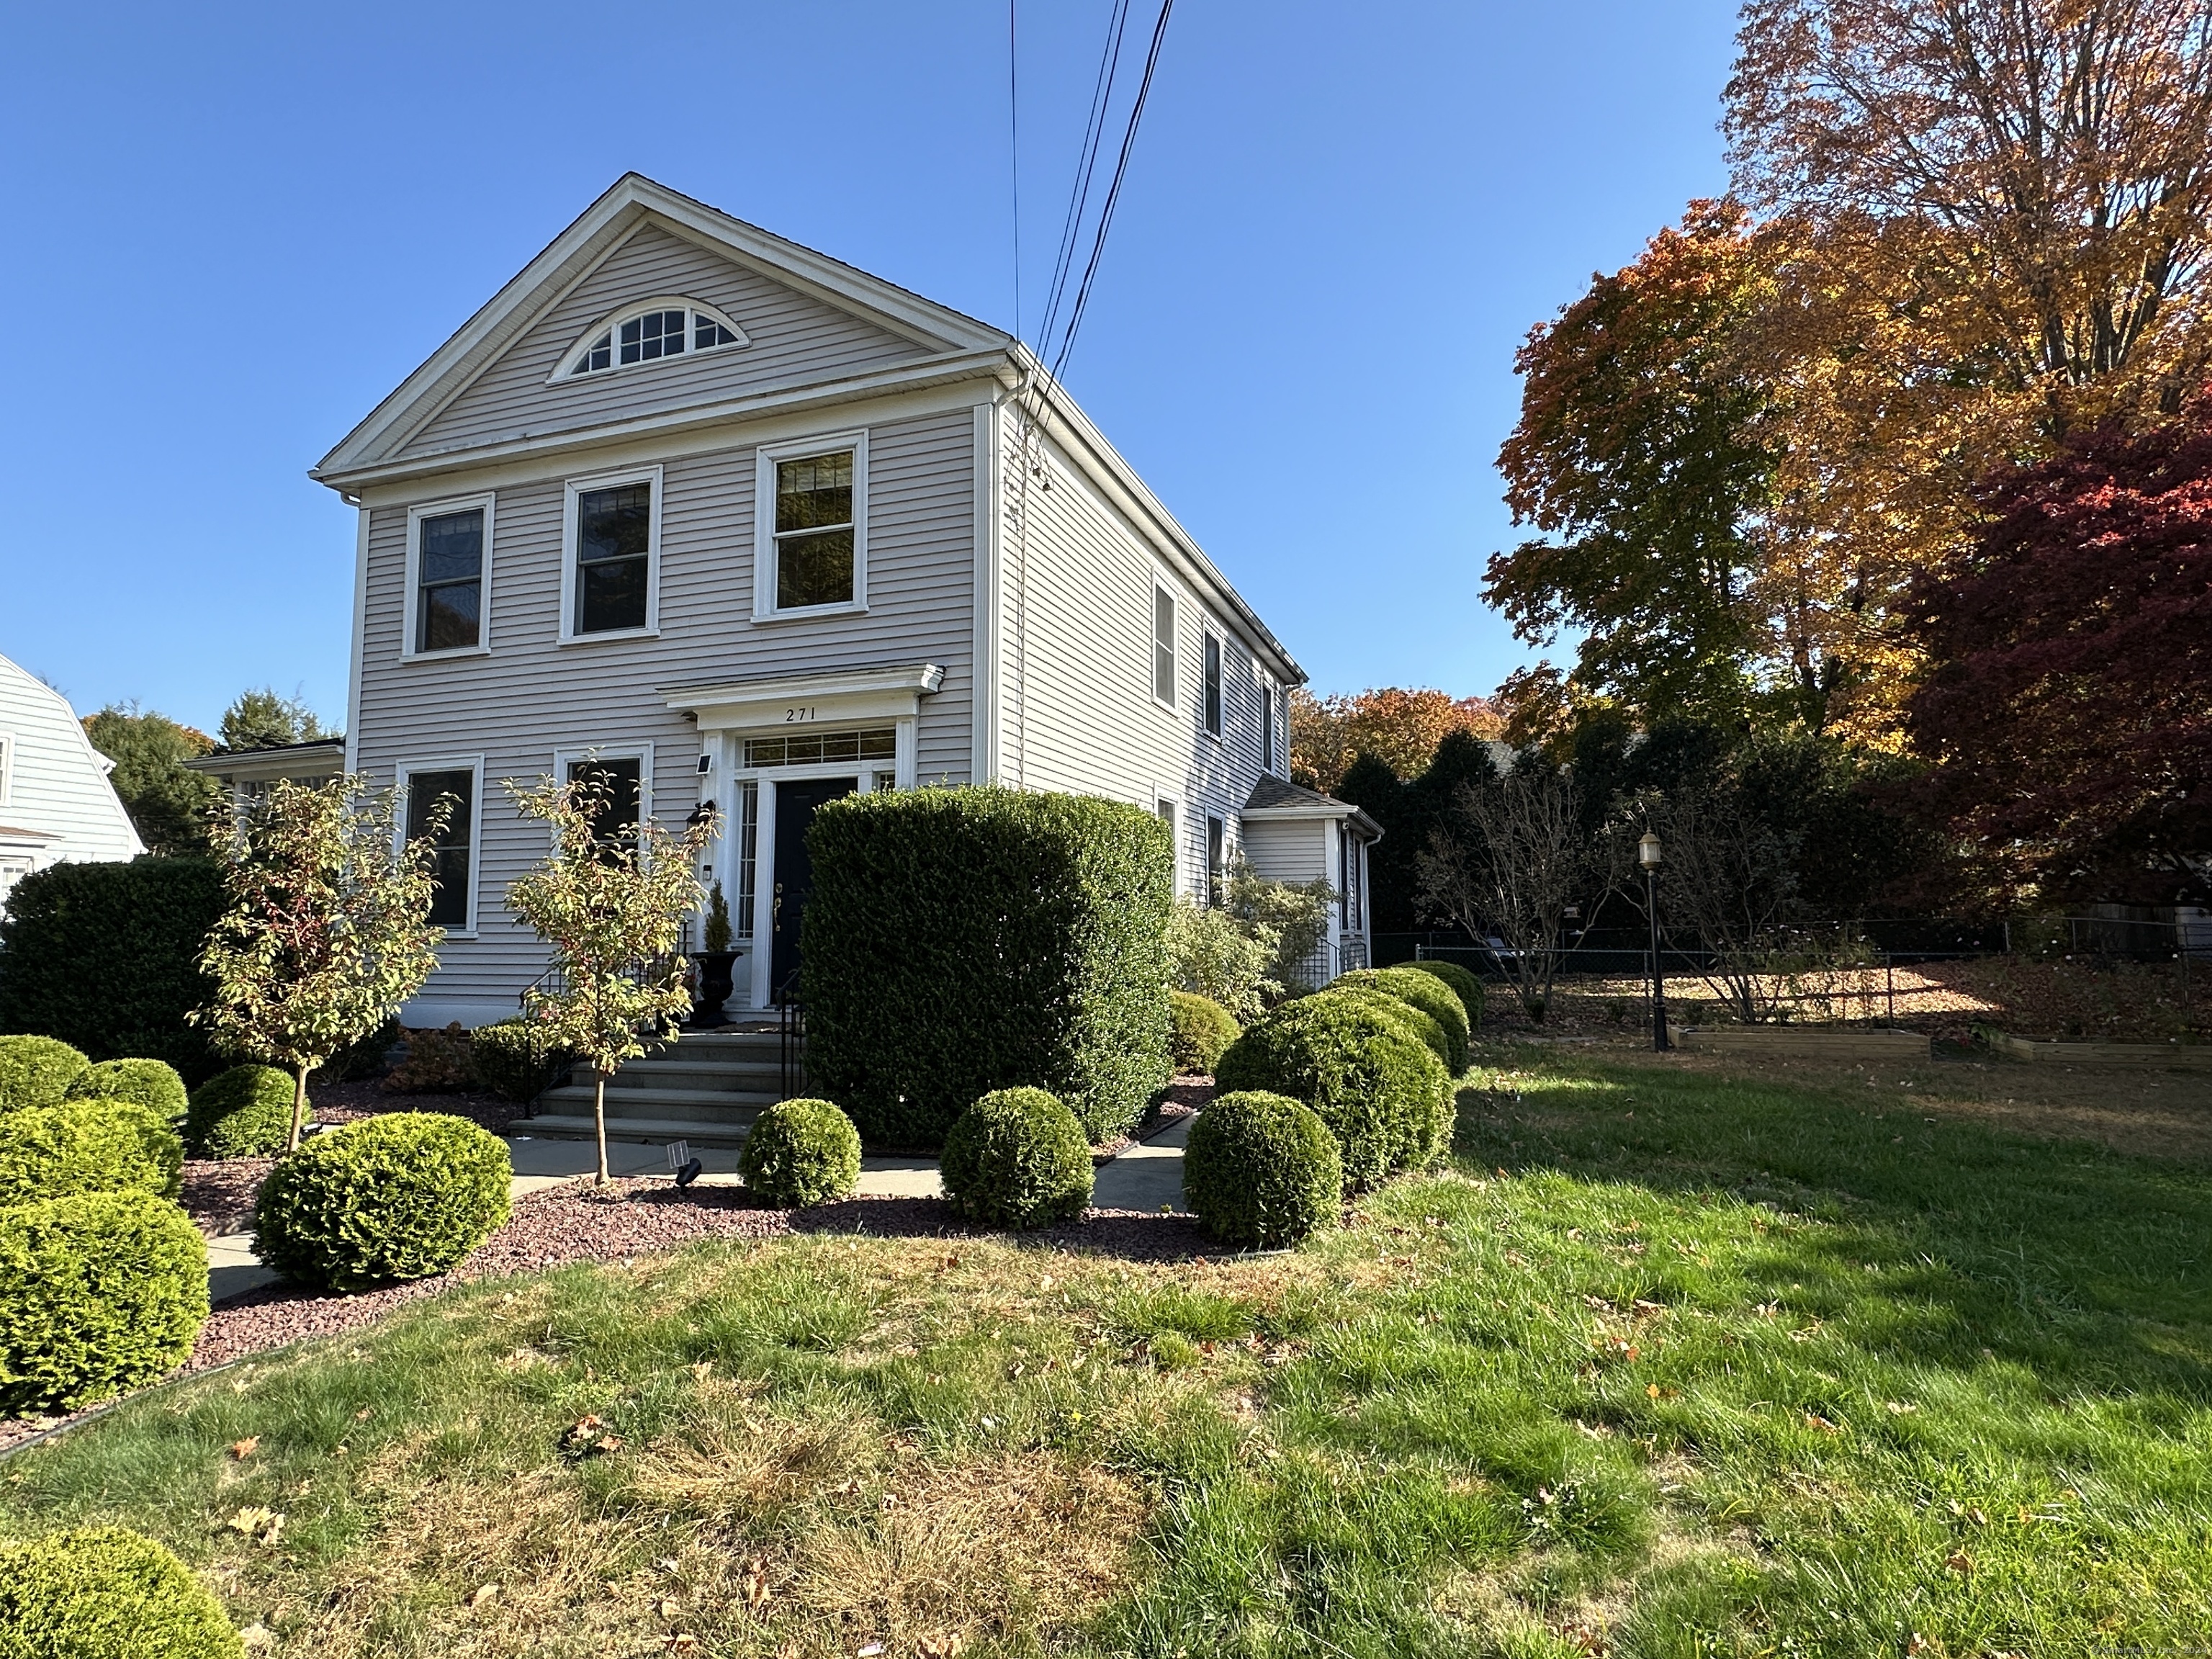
[228, 1436, 259, 1460]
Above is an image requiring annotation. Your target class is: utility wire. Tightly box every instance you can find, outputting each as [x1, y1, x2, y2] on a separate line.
[1034, 0, 1134, 373]
[1048, 0, 1174, 387]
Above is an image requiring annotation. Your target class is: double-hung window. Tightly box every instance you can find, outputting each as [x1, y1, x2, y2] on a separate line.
[402, 765, 477, 930]
[756, 433, 866, 616]
[565, 755, 643, 858]
[405, 495, 494, 657]
[1152, 585, 1177, 706]
[1202, 632, 1223, 739]
[1206, 815, 1228, 909]
[563, 468, 660, 639]
[1156, 797, 1178, 892]
[1259, 676, 1277, 773]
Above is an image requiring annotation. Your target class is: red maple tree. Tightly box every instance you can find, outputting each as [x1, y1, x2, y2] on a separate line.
[1905, 404, 2212, 904]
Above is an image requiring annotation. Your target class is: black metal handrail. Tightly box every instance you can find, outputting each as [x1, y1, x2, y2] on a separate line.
[777, 968, 805, 1098]
[518, 921, 694, 1012]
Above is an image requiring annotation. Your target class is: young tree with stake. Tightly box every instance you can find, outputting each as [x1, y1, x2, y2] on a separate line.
[195, 775, 448, 1152]
[503, 770, 711, 1184]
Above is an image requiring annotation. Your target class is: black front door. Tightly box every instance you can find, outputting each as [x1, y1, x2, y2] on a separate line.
[769, 775, 855, 999]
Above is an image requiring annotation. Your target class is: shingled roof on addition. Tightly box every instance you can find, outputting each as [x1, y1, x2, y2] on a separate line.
[1243, 776, 1382, 837]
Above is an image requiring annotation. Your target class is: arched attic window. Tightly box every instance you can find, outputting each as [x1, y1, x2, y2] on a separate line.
[554, 297, 750, 380]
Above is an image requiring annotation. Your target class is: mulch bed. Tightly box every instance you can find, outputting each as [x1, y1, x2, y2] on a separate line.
[2, 1178, 1216, 1456]
[1090, 1076, 1210, 1161]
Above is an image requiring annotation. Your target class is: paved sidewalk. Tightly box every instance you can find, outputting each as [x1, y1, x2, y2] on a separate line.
[1090, 1112, 1194, 1214]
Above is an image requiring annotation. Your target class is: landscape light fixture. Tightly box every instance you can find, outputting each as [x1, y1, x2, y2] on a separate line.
[1639, 832, 1670, 1051]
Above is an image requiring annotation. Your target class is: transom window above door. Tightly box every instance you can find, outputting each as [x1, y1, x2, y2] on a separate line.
[742, 727, 894, 768]
[556, 298, 748, 379]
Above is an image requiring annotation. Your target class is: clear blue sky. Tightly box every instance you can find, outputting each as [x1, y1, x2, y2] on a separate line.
[0, 0, 1740, 735]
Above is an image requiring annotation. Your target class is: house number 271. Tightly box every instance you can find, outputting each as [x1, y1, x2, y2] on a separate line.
[783, 706, 817, 722]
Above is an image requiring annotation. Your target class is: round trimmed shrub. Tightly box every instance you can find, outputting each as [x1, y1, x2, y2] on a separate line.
[1315, 986, 1451, 1070]
[0, 1037, 89, 1112]
[1213, 994, 1452, 1190]
[1184, 1091, 1343, 1249]
[1406, 959, 1485, 1034]
[66, 1058, 189, 1124]
[252, 1112, 512, 1292]
[940, 1087, 1094, 1228]
[740, 1098, 862, 1206]
[0, 1524, 243, 1658]
[1169, 992, 1241, 1076]
[0, 1100, 183, 1206]
[184, 1066, 296, 1159]
[1333, 967, 1470, 1073]
[0, 1191, 210, 1413]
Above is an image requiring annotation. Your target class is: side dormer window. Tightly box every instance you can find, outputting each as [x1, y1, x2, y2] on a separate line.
[558, 299, 747, 379]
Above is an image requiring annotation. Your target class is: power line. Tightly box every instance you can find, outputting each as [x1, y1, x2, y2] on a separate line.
[1034, 0, 1134, 372]
[1046, 0, 1176, 387]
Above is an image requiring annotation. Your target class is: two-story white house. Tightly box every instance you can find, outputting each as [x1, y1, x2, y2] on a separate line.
[0, 653, 145, 907]
[314, 174, 1375, 1025]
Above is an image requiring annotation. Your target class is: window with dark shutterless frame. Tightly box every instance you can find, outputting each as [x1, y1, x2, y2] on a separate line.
[575, 482, 651, 634]
[773, 449, 856, 610]
[1153, 586, 1176, 704]
[565, 756, 643, 859]
[404, 769, 474, 927]
[415, 508, 484, 653]
[1202, 633, 1223, 737]
[1206, 815, 1226, 909]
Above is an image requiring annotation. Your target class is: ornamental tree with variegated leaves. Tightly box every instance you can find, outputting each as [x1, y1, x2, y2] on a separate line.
[194, 775, 448, 1152]
[502, 770, 711, 1183]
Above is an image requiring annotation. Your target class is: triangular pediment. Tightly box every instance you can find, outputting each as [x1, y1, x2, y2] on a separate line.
[316, 175, 1008, 481]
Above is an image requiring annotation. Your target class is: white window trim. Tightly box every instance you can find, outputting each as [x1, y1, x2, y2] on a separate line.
[401, 493, 497, 662]
[1256, 668, 1277, 774]
[753, 429, 870, 621]
[559, 464, 664, 645]
[1205, 813, 1229, 909]
[1200, 626, 1226, 742]
[395, 755, 486, 939]
[1151, 577, 1179, 711]
[551, 742, 657, 838]
[0, 733, 12, 808]
[547, 295, 751, 383]
[1154, 793, 1181, 894]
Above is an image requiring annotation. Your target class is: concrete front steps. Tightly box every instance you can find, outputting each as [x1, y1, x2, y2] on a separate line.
[511, 1029, 791, 1150]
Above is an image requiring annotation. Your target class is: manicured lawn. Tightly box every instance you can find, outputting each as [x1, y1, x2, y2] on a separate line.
[3, 1048, 2208, 1655]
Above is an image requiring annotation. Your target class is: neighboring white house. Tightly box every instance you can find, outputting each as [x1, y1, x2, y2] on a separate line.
[313, 174, 1375, 1025]
[181, 738, 349, 819]
[0, 654, 145, 908]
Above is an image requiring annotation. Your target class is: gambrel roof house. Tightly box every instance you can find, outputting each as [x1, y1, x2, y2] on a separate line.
[0, 653, 145, 908]
[314, 174, 1375, 1024]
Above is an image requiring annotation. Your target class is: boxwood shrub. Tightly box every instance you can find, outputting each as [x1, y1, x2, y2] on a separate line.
[0, 1037, 89, 1112]
[804, 786, 1173, 1146]
[0, 1191, 209, 1413]
[66, 1058, 189, 1124]
[739, 1097, 862, 1207]
[1315, 986, 1451, 1070]
[467, 1019, 571, 1102]
[0, 858, 229, 1084]
[184, 1066, 296, 1159]
[252, 1112, 511, 1292]
[1169, 991, 1240, 1076]
[1333, 966, 1470, 1072]
[940, 1087, 1094, 1228]
[1406, 958, 1485, 1033]
[0, 1100, 183, 1206]
[0, 1525, 243, 1659]
[1213, 994, 1451, 1190]
[1183, 1090, 1343, 1249]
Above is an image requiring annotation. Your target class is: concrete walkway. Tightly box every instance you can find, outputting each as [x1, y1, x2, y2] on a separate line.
[204, 1117, 1189, 1303]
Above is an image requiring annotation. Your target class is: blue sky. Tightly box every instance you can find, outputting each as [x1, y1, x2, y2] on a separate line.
[0, 1, 1740, 735]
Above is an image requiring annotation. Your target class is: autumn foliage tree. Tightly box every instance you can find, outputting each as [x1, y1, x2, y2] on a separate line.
[1290, 687, 1501, 793]
[1905, 405, 2212, 904]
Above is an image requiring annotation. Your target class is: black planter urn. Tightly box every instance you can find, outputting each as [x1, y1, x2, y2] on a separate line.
[689, 950, 741, 1028]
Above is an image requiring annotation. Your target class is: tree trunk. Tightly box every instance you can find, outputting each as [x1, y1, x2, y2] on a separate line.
[593, 1069, 611, 1185]
[289, 1061, 311, 1153]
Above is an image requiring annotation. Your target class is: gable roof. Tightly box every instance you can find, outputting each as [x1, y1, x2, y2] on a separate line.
[1244, 775, 1381, 837]
[313, 173, 1011, 482]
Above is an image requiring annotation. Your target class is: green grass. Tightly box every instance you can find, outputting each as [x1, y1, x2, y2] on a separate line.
[2, 1048, 2208, 1655]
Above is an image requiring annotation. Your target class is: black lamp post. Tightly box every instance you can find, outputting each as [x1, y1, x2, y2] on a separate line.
[1640, 830, 1670, 1051]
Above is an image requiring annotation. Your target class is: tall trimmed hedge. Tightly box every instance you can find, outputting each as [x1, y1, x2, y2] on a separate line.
[802, 787, 1174, 1146]
[0, 859, 228, 1084]
[0, 1190, 209, 1413]
[0, 1525, 243, 1658]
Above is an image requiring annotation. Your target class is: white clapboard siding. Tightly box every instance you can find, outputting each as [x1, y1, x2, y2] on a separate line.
[400, 225, 930, 459]
[996, 418, 1278, 896]
[1242, 818, 1328, 887]
[0, 655, 144, 906]
[353, 406, 979, 1013]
